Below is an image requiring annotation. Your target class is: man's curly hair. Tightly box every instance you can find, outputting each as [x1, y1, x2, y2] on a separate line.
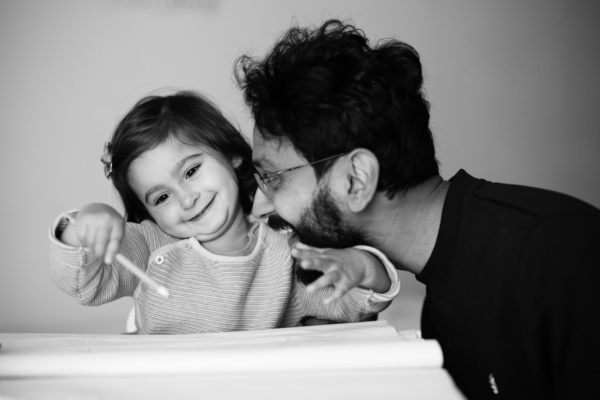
[235, 19, 438, 198]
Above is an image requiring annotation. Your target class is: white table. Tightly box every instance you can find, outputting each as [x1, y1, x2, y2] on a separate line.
[0, 321, 465, 400]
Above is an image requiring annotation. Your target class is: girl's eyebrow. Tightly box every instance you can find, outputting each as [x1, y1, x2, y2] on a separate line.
[174, 153, 203, 173]
[143, 153, 203, 204]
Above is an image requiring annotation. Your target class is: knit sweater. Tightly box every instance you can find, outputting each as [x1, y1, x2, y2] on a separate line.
[49, 214, 399, 334]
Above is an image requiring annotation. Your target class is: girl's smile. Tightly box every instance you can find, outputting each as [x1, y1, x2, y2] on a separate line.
[185, 195, 215, 223]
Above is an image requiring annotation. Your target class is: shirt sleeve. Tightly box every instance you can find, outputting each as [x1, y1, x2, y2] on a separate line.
[48, 210, 149, 306]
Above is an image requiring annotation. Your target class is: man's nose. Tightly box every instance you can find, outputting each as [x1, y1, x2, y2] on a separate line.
[252, 187, 275, 220]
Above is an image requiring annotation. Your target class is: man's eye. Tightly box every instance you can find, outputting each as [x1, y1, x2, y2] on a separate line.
[154, 193, 170, 205]
[266, 176, 282, 190]
[185, 165, 200, 179]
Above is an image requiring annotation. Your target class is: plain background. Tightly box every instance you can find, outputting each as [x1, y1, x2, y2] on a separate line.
[1, 0, 598, 334]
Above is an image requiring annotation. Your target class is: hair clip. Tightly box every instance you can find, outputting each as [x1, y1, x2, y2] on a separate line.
[100, 142, 113, 180]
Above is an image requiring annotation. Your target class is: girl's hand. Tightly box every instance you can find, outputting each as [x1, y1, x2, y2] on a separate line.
[290, 242, 390, 304]
[72, 203, 125, 265]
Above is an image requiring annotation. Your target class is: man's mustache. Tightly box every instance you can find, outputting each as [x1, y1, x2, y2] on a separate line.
[267, 215, 323, 285]
[267, 215, 295, 232]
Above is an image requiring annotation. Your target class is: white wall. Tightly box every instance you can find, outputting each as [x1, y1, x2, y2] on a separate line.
[1, 0, 598, 333]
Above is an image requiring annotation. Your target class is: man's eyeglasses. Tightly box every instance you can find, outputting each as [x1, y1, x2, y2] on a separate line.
[253, 153, 347, 197]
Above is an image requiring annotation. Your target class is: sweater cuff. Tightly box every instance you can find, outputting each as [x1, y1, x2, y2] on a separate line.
[49, 209, 80, 248]
[49, 209, 98, 270]
[352, 245, 401, 302]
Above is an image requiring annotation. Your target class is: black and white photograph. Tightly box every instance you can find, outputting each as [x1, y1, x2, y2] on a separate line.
[1, 1, 599, 398]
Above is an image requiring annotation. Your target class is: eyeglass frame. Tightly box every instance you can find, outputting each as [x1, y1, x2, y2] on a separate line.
[253, 152, 347, 196]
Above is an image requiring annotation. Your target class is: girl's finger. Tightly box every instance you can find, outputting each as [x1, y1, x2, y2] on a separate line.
[104, 229, 123, 264]
[324, 279, 353, 304]
[300, 257, 333, 272]
[293, 242, 312, 250]
[94, 227, 111, 263]
[294, 252, 340, 273]
[306, 269, 340, 293]
[75, 222, 88, 248]
[291, 247, 320, 263]
[84, 226, 98, 254]
[293, 242, 328, 253]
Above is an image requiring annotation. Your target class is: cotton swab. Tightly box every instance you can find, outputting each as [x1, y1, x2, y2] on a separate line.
[65, 215, 170, 298]
[114, 253, 170, 298]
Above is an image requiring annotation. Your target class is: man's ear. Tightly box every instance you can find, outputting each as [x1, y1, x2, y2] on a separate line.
[341, 149, 379, 213]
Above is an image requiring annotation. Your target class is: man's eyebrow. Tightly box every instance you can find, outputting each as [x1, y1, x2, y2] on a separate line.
[252, 157, 273, 171]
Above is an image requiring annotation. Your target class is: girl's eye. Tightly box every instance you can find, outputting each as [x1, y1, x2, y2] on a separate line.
[154, 193, 170, 205]
[185, 164, 200, 179]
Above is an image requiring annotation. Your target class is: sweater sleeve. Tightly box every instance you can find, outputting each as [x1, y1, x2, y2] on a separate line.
[296, 246, 399, 322]
[48, 210, 152, 306]
[296, 282, 393, 323]
[352, 245, 401, 301]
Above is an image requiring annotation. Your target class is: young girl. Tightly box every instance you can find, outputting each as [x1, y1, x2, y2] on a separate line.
[48, 91, 399, 334]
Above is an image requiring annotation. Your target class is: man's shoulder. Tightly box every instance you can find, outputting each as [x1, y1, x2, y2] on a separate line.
[453, 169, 600, 219]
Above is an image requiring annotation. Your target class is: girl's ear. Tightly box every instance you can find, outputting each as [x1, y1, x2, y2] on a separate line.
[340, 149, 379, 213]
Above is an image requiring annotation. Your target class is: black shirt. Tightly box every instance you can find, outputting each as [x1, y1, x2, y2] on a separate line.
[418, 170, 600, 399]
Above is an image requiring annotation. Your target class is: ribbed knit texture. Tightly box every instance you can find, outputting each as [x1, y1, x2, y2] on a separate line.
[49, 218, 392, 334]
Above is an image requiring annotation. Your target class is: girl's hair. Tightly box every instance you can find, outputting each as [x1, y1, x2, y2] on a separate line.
[107, 90, 256, 223]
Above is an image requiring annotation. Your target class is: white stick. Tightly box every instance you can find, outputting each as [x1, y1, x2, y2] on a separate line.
[65, 215, 169, 298]
[114, 254, 169, 298]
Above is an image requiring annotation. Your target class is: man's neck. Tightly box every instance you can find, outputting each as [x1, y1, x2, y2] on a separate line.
[361, 175, 449, 275]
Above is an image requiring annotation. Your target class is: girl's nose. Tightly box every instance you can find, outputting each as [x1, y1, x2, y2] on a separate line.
[180, 190, 199, 210]
[251, 187, 275, 220]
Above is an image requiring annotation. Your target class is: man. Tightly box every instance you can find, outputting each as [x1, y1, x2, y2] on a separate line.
[235, 19, 599, 399]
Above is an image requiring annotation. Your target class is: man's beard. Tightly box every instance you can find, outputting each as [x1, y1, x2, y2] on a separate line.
[267, 187, 369, 285]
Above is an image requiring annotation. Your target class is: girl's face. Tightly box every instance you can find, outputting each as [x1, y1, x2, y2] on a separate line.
[128, 138, 246, 247]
